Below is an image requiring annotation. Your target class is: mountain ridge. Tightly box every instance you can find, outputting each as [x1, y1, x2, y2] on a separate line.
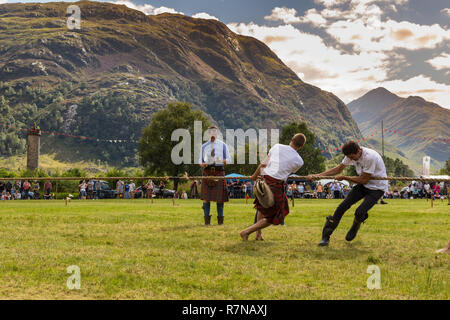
[348, 87, 449, 170]
[0, 1, 362, 166]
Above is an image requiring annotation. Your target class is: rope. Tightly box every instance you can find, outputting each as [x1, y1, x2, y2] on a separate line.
[0, 175, 448, 182]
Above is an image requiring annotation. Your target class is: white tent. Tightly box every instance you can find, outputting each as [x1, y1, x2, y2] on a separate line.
[317, 179, 350, 187]
[420, 175, 449, 181]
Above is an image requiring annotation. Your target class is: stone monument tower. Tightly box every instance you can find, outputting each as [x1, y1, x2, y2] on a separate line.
[26, 123, 41, 171]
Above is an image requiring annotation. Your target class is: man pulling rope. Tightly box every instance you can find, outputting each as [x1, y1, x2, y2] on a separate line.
[308, 140, 388, 246]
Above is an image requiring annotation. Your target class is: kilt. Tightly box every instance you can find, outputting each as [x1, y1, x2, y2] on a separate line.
[201, 167, 229, 202]
[254, 175, 289, 225]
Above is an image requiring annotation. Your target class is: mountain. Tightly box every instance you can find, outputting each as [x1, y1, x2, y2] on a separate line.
[348, 88, 450, 170]
[0, 1, 362, 167]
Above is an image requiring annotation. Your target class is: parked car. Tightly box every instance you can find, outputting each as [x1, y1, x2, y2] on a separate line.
[154, 186, 176, 198]
[93, 180, 117, 199]
[133, 186, 175, 199]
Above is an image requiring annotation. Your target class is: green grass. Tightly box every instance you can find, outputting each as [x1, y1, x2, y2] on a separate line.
[0, 198, 448, 299]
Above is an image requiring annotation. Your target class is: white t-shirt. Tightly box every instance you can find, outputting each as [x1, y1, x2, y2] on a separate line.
[261, 144, 304, 181]
[342, 147, 388, 192]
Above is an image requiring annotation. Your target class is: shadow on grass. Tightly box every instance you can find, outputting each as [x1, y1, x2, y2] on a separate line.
[158, 224, 202, 232]
[222, 240, 276, 257]
[295, 242, 371, 260]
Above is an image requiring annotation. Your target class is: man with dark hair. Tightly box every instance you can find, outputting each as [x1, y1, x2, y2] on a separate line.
[240, 133, 305, 240]
[199, 126, 231, 225]
[308, 141, 388, 246]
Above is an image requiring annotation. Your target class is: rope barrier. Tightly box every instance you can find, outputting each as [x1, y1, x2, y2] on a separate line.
[1, 175, 449, 182]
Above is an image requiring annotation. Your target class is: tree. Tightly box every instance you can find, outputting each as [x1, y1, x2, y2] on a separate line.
[226, 143, 259, 175]
[138, 102, 210, 190]
[279, 122, 326, 175]
[439, 158, 450, 175]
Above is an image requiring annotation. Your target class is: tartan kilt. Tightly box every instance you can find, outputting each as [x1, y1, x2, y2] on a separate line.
[201, 168, 229, 202]
[254, 175, 289, 225]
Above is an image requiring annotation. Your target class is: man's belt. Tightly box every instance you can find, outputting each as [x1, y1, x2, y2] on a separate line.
[205, 165, 225, 173]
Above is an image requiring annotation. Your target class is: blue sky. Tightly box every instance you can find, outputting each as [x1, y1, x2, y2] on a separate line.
[2, 0, 450, 108]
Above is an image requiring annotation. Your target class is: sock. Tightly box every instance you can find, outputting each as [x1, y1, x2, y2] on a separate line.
[202, 202, 210, 217]
[217, 202, 224, 217]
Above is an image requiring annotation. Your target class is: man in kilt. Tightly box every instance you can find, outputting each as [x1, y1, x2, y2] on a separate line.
[199, 126, 231, 225]
[240, 133, 305, 240]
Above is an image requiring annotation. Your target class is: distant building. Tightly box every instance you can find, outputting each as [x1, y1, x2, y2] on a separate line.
[423, 156, 430, 176]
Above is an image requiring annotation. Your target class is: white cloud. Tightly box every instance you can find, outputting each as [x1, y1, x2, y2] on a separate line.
[192, 12, 219, 21]
[228, 12, 450, 109]
[315, 0, 408, 7]
[227, 22, 388, 103]
[0, 0, 8, 3]
[109, 0, 155, 15]
[153, 6, 183, 15]
[264, 7, 302, 24]
[108, 1, 183, 16]
[441, 8, 450, 17]
[426, 53, 450, 71]
[382, 75, 450, 108]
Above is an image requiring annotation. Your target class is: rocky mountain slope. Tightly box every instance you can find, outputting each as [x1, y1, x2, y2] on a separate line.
[348, 87, 450, 168]
[0, 1, 362, 166]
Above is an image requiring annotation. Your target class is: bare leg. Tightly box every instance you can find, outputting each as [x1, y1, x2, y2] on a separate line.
[240, 211, 271, 241]
[255, 211, 265, 240]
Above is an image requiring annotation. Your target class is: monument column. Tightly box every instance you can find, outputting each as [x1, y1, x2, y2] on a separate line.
[27, 125, 41, 171]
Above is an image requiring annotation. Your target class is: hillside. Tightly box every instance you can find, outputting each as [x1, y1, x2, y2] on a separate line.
[0, 1, 362, 167]
[348, 88, 450, 170]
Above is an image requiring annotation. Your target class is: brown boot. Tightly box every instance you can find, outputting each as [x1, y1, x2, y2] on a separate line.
[204, 215, 211, 225]
[218, 216, 224, 225]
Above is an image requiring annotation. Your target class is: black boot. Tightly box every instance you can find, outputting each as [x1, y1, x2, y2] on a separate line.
[204, 215, 211, 225]
[345, 217, 362, 241]
[319, 215, 337, 246]
[217, 216, 224, 225]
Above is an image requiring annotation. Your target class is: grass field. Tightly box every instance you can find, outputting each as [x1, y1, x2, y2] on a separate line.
[0, 198, 448, 299]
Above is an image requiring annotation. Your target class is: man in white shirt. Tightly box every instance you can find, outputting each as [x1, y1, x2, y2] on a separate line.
[308, 141, 387, 246]
[240, 133, 305, 241]
[199, 126, 232, 225]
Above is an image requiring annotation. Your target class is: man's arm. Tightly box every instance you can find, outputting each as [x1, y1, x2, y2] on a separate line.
[336, 172, 371, 185]
[307, 163, 346, 180]
[250, 155, 270, 181]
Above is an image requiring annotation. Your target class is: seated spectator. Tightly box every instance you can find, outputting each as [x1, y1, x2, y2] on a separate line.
[22, 180, 31, 199]
[5, 181, 12, 195]
[13, 189, 21, 200]
[433, 183, 441, 198]
[44, 180, 52, 200]
[315, 182, 323, 199]
[124, 181, 130, 199]
[32, 181, 40, 199]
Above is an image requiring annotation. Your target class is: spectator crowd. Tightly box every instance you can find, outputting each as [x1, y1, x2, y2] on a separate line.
[1, 178, 448, 201]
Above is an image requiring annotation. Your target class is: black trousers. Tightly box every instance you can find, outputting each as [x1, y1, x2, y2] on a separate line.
[332, 184, 384, 224]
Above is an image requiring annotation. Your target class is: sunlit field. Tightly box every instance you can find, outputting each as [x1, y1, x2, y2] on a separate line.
[0, 198, 448, 299]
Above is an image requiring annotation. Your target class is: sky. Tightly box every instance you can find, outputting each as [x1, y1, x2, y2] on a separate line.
[3, 0, 450, 108]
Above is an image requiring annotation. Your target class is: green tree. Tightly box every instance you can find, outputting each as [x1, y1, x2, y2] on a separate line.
[138, 102, 210, 190]
[439, 158, 450, 175]
[279, 122, 326, 175]
[226, 143, 259, 175]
